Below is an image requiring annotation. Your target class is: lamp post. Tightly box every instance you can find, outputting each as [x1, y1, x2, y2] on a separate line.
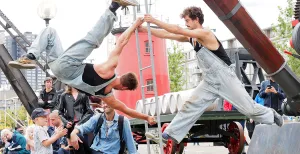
[37, 0, 57, 77]
[37, 0, 57, 27]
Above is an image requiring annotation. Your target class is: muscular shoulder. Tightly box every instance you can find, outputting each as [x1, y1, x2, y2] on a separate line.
[92, 63, 115, 79]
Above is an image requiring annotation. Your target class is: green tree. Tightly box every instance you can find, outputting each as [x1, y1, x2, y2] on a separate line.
[168, 41, 186, 92]
[272, 0, 300, 77]
[0, 105, 28, 129]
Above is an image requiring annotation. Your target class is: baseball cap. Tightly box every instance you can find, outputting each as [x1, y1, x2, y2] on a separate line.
[31, 108, 49, 120]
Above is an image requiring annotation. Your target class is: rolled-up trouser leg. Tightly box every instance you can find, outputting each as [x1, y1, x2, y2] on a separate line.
[163, 81, 218, 143]
[28, 27, 64, 62]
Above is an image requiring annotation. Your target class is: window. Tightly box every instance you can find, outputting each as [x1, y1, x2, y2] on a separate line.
[146, 79, 153, 91]
[137, 5, 141, 13]
[145, 40, 154, 54]
[123, 8, 130, 15]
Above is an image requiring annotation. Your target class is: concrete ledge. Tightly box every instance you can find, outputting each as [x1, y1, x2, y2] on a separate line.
[248, 123, 300, 154]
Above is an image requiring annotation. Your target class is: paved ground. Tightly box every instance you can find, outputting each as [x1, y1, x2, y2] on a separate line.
[137, 143, 248, 154]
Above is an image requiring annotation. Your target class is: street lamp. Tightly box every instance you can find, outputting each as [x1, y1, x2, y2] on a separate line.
[37, 0, 57, 27]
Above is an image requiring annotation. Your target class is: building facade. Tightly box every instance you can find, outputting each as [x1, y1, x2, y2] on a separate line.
[0, 32, 46, 91]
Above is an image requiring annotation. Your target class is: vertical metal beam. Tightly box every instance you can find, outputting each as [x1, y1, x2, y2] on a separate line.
[132, 7, 151, 154]
[234, 51, 241, 80]
[144, 0, 164, 153]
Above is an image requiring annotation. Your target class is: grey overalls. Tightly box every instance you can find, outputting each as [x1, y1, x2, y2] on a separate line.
[164, 38, 275, 143]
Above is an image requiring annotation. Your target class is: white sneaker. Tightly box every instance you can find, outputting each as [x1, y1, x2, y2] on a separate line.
[8, 56, 36, 69]
[145, 132, 167, 146]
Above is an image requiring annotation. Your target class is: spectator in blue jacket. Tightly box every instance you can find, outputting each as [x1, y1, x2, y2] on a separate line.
[70, 102, 138, 154]
[1, 129, 29, 154]
[259, 77, 286, 111]
[254, 93, 264, 106]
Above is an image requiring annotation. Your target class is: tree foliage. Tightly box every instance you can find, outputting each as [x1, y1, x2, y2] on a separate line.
[0, 105, 28, 129]
[272, 0, 300, 77]
[168, 41, 186, 92]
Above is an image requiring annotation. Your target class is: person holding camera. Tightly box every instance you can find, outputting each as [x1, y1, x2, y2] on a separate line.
[259, 77, 286, 112]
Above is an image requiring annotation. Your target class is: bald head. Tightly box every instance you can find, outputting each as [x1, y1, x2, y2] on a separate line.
[49, 110, 59, 118]
[49, 110, 62, 127]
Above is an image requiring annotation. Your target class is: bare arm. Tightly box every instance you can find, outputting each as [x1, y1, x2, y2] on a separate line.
[26, 139, 34, 150]
[139, 26, 189, 42]
[71, 128, 80, 135]
[102, 96, 148, 120]
[70, 128, 83, 150]
[102, 18, 144, 72]
[144, 14, 211, 40]
[41, 127, 67, 147]
[41, 134, 61, 147]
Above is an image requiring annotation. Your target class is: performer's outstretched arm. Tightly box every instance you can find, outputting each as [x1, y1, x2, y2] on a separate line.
[138, 26, 189, 42]
[101, 95, 156, 125]
[102, 17, 144, 71]
[143, 14, 209, 40]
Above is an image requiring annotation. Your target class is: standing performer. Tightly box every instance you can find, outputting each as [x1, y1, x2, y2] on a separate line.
[140, 6, 284, 144]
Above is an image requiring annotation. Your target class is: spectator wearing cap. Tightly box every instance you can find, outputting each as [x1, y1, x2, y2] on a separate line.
[38, 77, 59, 111]
[31, 108, 67, 154]
[0, 128, 29, 154]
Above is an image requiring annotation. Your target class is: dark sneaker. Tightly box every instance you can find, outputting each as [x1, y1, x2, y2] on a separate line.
[145, 132, 167, 146]
[112, 0, 139, 7]
[272, 109, 284, 127]
[8, 56, 36, 69]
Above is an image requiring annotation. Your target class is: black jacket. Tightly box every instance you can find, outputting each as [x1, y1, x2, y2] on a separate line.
[58, 92, 94, 126]
[39, 88, 59, 110]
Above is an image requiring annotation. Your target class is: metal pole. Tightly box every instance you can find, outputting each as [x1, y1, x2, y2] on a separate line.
[144, 0, 164, 153]
[0, 92, 2, 127]
[132, 7, 151, 154]
[14, 99, 17, 126]
[3, 110, 25, 127]
[4, 88, 6, 127]
[0, 89, 2, 128]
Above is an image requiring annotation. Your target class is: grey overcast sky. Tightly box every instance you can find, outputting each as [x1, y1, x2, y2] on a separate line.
[0, 0, 289, 62]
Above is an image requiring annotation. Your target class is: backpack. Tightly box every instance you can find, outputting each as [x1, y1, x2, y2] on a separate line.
[91, 114, 126, 154]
